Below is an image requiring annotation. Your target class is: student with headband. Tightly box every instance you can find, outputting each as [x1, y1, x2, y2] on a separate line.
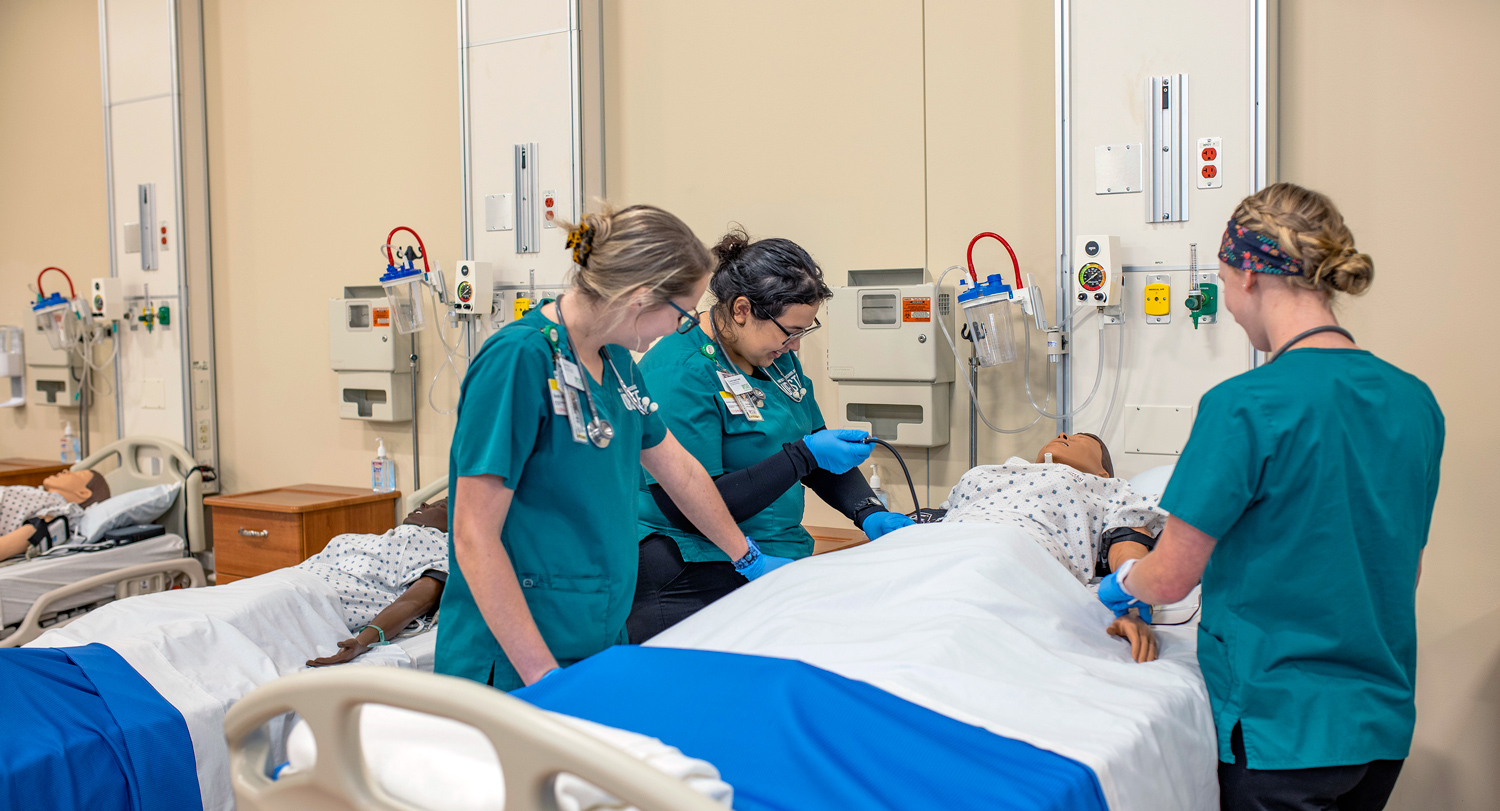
[1097, 183, 1444, 811]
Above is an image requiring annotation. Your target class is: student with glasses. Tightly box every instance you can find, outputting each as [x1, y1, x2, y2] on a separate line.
[628, 227, 915, 642]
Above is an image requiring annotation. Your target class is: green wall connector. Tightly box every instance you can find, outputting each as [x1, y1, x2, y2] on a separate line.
[157, 305, 170, 326]
[1185, 282, 1219, 329]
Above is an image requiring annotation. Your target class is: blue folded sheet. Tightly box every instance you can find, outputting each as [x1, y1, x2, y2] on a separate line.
[0, 643, 201, 811]
[516, 646, 1108, 811]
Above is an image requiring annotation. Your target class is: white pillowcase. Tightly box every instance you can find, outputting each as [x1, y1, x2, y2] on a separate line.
[76, 481, 182, 543]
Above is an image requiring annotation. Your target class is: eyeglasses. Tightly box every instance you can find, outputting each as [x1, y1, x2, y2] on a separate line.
[765, 313, 822, 347]
[667, 301, 702, 335]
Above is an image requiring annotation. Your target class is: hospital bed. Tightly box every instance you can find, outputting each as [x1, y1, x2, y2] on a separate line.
[222, 465, 1212, 811]
[2, 475, 455, 809]
[0, 435, 208, 646]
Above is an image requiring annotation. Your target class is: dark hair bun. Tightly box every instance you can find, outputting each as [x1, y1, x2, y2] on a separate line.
[712, 227, 750, 265]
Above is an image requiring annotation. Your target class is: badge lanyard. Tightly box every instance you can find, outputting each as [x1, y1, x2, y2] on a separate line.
[706, 318, 789, 421]
[549, 299, 615, 449]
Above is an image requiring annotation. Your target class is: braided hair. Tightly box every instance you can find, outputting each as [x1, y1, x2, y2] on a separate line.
[1229, 182, 1374, 297]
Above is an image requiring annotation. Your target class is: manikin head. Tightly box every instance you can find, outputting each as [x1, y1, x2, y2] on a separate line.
[401, 498, 449, 533]
[41, 469, 112, 507]
[1035, 433, 1114, 479]
[1216, 182, 1374, 352]
[560, 204, 716, 352]
[708, 228, 831, 369]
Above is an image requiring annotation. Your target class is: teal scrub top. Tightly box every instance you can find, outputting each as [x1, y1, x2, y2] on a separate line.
[1161, 348, 1444, 769]
[635, 326, 824, 562]
[434, 306, 667, 691]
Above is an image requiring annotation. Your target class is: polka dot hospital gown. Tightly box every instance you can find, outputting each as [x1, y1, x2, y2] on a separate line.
[942, 457, 1166, 584]
[0, 486, 84, 536]
[294, 524, 449, 632]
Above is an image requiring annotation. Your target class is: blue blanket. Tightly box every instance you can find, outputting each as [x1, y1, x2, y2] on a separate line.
[0, 643, 201, 811]
[516, 646, 1107, 811]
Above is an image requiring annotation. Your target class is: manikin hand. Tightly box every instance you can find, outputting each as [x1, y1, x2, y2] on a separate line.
[307, 637, 372, 668]
[1107, 613, 1158, 663]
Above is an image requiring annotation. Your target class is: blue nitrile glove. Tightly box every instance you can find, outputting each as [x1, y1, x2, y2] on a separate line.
[732, 537, 793, 581]
[1097, 559, 1153, 624]
[802, 428, 874, 474]
[862, 510, 915, 540]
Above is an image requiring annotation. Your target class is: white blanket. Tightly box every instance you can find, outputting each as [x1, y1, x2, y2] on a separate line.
[649, 522, 1219, 811]
[283, 704, 733, 811]
[29, 568, 411, 811]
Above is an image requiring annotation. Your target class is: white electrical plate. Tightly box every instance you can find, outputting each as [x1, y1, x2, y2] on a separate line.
[1094, 144, 1142, 194]
[1123, 404, 1195, 455]
[485, 194, 515, 232]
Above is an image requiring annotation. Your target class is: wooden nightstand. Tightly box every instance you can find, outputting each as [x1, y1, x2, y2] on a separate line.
[0, 458, 71, 488]
[206, 484, 402, 584]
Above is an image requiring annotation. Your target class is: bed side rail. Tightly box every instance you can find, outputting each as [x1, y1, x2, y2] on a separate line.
[224, 667, 725, 811]
[0, 557, 207, 648]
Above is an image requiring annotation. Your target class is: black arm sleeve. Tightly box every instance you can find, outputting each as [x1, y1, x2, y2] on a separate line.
[647, 441, 819, 535]
[802, 467, 886, 529]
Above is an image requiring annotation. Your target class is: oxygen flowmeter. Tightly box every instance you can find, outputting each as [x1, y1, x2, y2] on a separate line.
[1183, 242, 1219, 329]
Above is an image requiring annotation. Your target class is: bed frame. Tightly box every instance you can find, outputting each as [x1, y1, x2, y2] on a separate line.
[405, 477, 448, 516]
[224, 667, 724, 811]
[0, 436, 211, 647]
[0, 557, 206, 647]
[74, 435, 207, 553]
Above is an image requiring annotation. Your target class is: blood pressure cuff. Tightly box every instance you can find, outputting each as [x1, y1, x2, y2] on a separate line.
[1095, 526, 1158, 577]
[648, 438, 885, 536]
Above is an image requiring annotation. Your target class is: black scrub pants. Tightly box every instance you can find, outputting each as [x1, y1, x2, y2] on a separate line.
[627, 533, 747, 644]
[1219, 724, 1404, 811]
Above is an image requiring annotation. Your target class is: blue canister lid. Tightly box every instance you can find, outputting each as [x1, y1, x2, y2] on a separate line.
[32, 292, 69, 312]
[956, 273, 1013, 303]
[379, 264, 423, 284]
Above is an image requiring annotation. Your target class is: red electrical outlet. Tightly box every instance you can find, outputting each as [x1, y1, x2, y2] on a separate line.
[1197, 137, 1222, 189]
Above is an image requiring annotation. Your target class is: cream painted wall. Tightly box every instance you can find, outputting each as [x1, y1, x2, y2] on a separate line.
[0, 0, 116, 460]
[201, 0, 462, 497]
[1278, 3, 1500, 808]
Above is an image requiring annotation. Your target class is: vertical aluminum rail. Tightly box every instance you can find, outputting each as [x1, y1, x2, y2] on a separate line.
[1053, 0, 1072, 434]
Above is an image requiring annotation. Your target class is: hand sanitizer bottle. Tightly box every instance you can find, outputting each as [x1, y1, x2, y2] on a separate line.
[372, 438, 397, 493]
[60, 422, 79, 463]
[868, 464, 888, 509]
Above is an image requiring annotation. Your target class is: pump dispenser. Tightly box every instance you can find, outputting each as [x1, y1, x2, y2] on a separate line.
[61, 422, 79, 463]
[372, 438, 397, 493]
[868, 464, 888, 509]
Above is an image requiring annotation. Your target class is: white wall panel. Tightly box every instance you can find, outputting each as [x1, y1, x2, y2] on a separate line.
[466, 0, 570, 46]
[104, 0, 173, 101]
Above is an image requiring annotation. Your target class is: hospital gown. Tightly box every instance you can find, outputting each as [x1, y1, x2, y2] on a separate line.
[942, 458, 1166, 583]
[0, 485, 84, 535]
[293, 524, 449, 632]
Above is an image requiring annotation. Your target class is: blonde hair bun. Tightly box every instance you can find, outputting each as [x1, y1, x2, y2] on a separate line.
[1230, 182, 1373, 298]
[556, 204, 712, 308]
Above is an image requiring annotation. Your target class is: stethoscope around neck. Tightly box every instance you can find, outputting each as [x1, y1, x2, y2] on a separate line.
[706, 313, 808, 403]
[550, 295, 659, 449]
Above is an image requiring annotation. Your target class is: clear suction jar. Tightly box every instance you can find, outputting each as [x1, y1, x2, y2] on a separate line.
[958, 274, 1019, 368]
[379, 266, 427, 334]
[32, 293, 72, 351]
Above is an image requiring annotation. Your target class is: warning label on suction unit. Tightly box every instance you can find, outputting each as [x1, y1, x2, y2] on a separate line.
[902, 297, 931, 323]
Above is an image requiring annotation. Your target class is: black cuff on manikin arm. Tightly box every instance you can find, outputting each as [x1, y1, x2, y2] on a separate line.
[802, 466, 885, 528]
[647, 440, 820, 535]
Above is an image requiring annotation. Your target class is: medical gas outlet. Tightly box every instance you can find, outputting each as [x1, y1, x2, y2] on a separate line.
[1185, 281, 1218, 329]
[1073, 236, 1122, 306]
[448, 260, 493, 315]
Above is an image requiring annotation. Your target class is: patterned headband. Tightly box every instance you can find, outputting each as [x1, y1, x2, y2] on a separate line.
[1218, 217, 1303, 276]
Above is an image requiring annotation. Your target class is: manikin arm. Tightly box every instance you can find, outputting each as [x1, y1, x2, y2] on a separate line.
[0, 525, 38, 560]
[307, 575, 445, 667]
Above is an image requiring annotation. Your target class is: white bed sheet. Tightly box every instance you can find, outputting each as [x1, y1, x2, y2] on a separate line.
[0, 533, 186, 626]
[649, 522, 1219, 811]
[29, 567, 411, 811]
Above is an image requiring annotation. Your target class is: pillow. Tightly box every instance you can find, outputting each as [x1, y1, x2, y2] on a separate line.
[76, 481, 182, 544]
[1128, 464, 1176, 497]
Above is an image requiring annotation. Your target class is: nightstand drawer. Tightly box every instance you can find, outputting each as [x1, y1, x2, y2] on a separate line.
[213, 509, 302, 577]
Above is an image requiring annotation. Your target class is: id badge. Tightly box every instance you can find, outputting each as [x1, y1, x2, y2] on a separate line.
[716, 370, 764, 422]
[548, 378, 567, 415]
[557, 357, 585, 390]
[561, 382, 589, 443]
[718, 391, 743, 415]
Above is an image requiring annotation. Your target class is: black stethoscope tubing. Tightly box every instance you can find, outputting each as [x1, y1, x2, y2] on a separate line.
[1267, 325, 1355, 363]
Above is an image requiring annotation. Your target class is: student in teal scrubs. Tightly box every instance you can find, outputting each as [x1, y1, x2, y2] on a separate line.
[1097, 183, 1444, 811]
[435, 205, 762, 691]
[627, 228, 915, 642]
